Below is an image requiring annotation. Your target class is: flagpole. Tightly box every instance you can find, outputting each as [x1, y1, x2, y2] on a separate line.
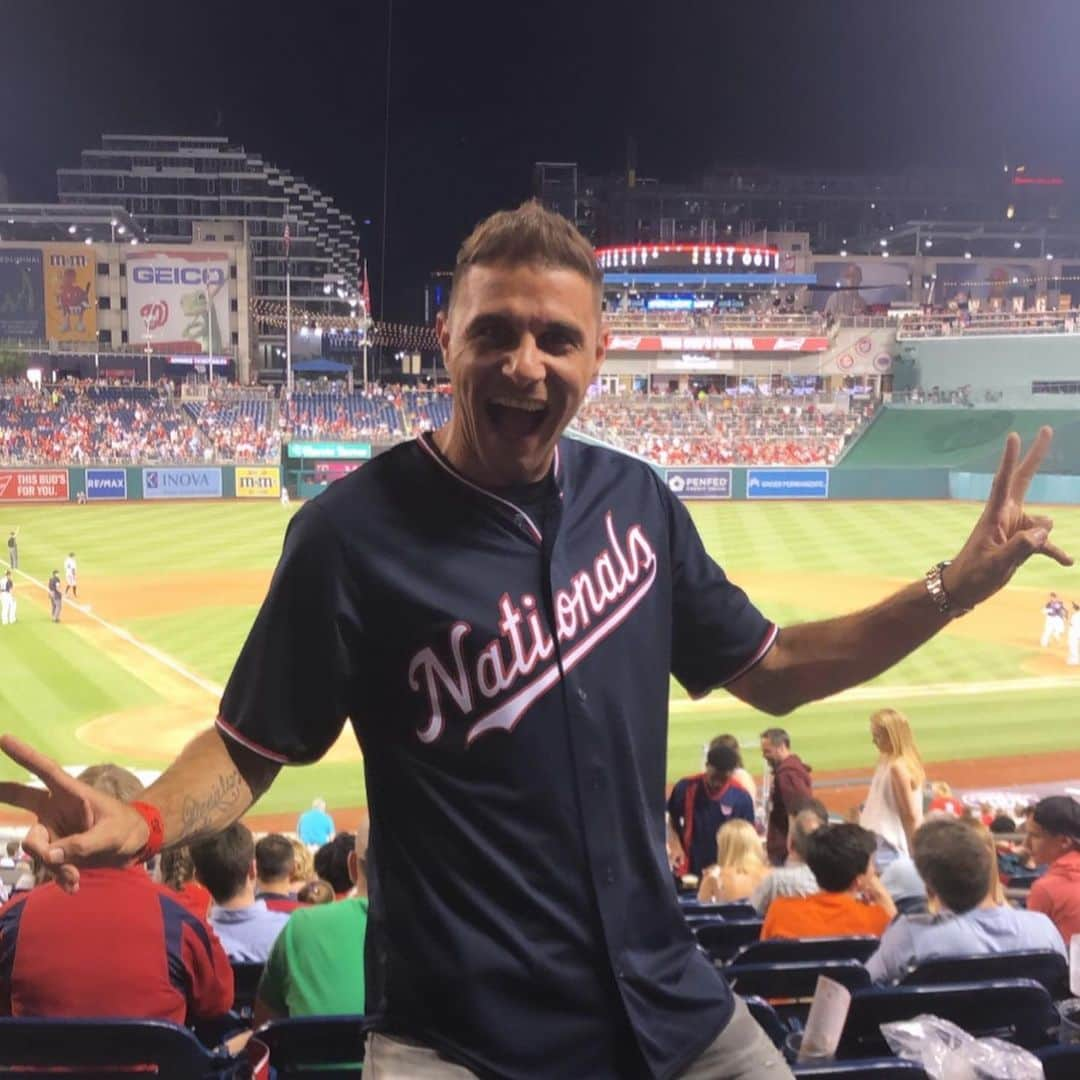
[285, 219, 292, 396]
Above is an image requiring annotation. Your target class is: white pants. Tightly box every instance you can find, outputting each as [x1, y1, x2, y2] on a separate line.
[1069, 631, 1080, 666]
[0, 594, 14, 624]
[1042, 615, 1065, 647]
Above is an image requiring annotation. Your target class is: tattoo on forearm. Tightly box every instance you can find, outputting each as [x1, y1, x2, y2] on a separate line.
[180, 770, 243, 840]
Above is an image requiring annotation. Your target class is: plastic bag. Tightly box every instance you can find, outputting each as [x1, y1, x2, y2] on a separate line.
[880, 1014, 1043, 1079]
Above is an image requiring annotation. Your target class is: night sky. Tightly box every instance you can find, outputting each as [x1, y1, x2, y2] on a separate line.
[4, 0, 1080, 319]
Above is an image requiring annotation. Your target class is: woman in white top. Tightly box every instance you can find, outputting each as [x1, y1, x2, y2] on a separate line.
[697, 819, 770, 903]
[859, 708, 925, 868]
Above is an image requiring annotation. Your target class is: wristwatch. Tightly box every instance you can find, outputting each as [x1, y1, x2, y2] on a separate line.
[924, 560, 971, 618]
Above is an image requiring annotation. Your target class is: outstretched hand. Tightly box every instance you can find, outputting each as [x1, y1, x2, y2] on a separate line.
[0, 734, 148, 893]
[946, 426, 1073, 611]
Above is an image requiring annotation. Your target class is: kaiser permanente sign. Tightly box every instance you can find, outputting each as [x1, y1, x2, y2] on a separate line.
[286, 441, 372, 460]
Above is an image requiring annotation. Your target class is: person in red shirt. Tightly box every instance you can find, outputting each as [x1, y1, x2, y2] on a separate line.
[762, 823, 896, 940]
[0, 764, 233, 1023]
[1025, 796, 1080, 946]
[158, 844, 213, 920]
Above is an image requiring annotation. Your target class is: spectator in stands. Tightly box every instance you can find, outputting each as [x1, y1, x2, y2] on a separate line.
[714, 733, 757, 805]
[866, 817, 1065, 983]
[254, 822, 369, 1023]
[761, 728, 814, 865]
[0, 764, 233, 1021]
[859, 708, 925, 866]
[297, 797, 335, 848]
[289, 837, 315, 890]
[255, 833, 303, 913]
[1024, 795, 1080, 945]
[762, 823, 895, 940]
[297, 880, 335, 905]
[158, 844, 212, 919]
[927, 781, 962, 817]
[191, 822, 289, 962]
[314, 832, 356, 899]
[750, 801, 829, 916]
[698, 820, 770, 903]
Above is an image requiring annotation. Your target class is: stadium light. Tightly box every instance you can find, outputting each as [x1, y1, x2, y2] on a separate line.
[964, 251, 973, 260]
[67, 224, 77, 235]
[879, 238, 888, 247]
[881, 250, 890, 258]
[840, 249, 848, 257]
[1013, 241, 1022, 250]
[83, 236, 93, 246]
[117, 225, 126, 235]
[130, 237, 138, 245]
[1006, 205, 1015, 219]
[924, 238, 933, 248]
[1046, 253, 1055, 260]
[870, 202, 876, 209]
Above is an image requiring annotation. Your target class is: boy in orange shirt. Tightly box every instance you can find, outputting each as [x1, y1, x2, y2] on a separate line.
[762, 823, 895, 940]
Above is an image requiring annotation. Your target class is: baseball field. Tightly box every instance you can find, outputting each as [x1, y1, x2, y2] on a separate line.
[0, 497, 1078, 827]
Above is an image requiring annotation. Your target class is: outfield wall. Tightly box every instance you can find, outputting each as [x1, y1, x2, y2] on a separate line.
[0, 465, 282, 503]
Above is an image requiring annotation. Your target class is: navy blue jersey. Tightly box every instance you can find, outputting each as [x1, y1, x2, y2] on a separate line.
[667, 777, 757, 876]
[218, 432, 776, 1079]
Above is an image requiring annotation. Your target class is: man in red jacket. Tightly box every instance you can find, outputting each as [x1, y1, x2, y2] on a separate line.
[761, 728, 814, 865]
[0, 764, 233, 1024]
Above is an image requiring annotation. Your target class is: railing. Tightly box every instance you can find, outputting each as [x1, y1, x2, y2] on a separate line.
[602, 312, 828, 335]
[896, 310, 1080, 340]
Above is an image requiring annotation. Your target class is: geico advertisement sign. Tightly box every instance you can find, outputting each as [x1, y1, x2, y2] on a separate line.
[142, 467, 223, 499]
[236, 467, 281, 498]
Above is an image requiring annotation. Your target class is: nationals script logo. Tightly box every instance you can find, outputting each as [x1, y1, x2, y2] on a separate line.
[408, 512, 658, 746]
[139, 300, 169, 332]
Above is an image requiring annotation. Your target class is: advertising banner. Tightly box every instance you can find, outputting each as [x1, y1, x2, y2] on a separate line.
[142, 467, 222, 500]
[811, 259, 912, 316]
[43, 245, 96, 342]
[287, 441, 372, 460]
[126, 249, 230, 354]
[313, 461, 363, 483]
[746, 468, 829, 500]
[0, 469, 69, 502]
[606, 335, 829, 353]
[0, 249, 45, 339]
[236, 466, 281, 498]
[665, 468, 732, 499]
[85, 468, 128, 501]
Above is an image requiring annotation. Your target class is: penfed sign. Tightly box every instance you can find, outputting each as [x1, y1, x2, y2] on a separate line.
[142, 467, 223, 500]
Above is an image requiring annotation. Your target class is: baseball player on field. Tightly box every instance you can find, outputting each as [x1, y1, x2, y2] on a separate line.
[1041, 591, 1067, 647]
[0, 571, 14, 625]
[63, 552, 78, 600]
[1068, 602, 1080, 666]
[0, 203, 1073, 1080]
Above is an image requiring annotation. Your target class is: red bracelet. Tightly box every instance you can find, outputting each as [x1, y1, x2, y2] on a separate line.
[131, 801, 165, 863]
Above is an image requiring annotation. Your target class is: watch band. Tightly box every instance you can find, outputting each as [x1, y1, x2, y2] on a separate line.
[924, 560, 970, 618]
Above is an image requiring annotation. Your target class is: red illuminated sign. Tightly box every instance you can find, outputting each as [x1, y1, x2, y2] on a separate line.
[1012, 176, 1064, 186]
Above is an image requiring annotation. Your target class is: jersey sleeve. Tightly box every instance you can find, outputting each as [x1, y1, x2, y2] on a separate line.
[661, 482, 776, 697]
[217, 503, 362, 764]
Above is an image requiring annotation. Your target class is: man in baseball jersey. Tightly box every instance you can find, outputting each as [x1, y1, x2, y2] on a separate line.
[0, 202, 1074, 1080]
[1041, 592, 1067, 647]
[0, 571, 13, 626]
[63, 553, 78, 599]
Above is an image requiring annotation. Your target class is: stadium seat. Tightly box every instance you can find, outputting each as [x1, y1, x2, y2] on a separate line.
[898, 949, 1070, 999]
[731, 936, 879, 967]
[0, 1017, 244, 1078]
[256, 1014, 372, 1078]
[230, 960, 266, 1016]
[836, 979, 1056, 1058]
[725, 959, 871, 1000]
[792, 1060, 927, 1078]
[680, 900, 757, 921]
[741, 995, 789, 1049]
[1036, 1043, 1080, 1079]
[692, 918, 763, 963]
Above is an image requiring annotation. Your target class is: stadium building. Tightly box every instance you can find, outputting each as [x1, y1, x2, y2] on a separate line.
[55, 133, 364, 372]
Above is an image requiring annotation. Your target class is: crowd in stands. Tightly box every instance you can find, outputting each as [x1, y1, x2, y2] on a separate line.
[0, 711, 1079, 1070]
[574, 392, 873, 466]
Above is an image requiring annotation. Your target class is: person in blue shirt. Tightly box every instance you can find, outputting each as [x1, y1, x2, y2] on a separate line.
[667, 740, 756, 877]
[867, 817, 1065, 984]
[296, 797, 335, 848]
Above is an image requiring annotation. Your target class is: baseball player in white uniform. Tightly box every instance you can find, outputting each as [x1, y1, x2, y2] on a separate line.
[63, 553, 78, 599]
[1041, 592, 1067, 647]
[0, 571, 15, 625]
[1068, 603, 1080, 666]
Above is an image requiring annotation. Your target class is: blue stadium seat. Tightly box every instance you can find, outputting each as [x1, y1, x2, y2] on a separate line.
[898, 950, 1070, 999]
[1037, 1043, 1080, 1079]
[692, 919, 763, 963]
[0, 1017, 244, 1078]
[230, 960, 265, 1016]
[792, 1060, 927, 1078]
[256, 1014, 372, 1078]
[742, 995, 789, 1049]
[732, 936, 879, 967]
[680, 900, 757, 920]
[726, 959, 871, 1000]
[837, 979, 1056, 1058]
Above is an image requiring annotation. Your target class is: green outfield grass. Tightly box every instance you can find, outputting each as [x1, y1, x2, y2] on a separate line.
[1, 498, 1078, 819]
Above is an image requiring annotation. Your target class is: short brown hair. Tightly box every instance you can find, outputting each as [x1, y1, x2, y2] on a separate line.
[450, 199, 601, 313]
[190, 822, 254, 904]
[255, 833, 296, 881]
[913, 817, 990, 913]
[76, 764, 144, 802]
